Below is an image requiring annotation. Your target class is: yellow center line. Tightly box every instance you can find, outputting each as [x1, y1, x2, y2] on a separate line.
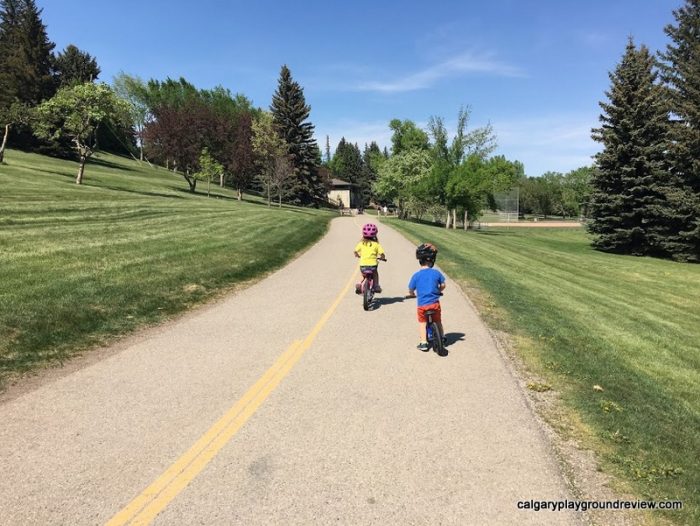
[107, 267, 357, 526]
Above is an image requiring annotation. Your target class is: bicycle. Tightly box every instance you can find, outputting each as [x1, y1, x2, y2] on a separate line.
[359, 258, 386, 311]
[405, 293, 446, 356]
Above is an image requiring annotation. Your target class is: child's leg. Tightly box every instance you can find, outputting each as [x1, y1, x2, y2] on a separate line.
[418, 322, 427, 342]
[373, 268, 380, 290]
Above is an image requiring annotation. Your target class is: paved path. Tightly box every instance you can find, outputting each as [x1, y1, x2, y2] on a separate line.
[0, 218, 580, 525]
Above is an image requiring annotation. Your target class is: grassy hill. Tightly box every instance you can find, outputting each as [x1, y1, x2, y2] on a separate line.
[0, 149, 333, 387]
[388, 219, 699, 525]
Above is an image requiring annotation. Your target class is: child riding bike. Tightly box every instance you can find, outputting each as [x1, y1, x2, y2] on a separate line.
[354, 223, 386, 294]
[407, 243, 446, 351]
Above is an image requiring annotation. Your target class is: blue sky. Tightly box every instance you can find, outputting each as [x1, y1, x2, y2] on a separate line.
[39, 0, 679, 176]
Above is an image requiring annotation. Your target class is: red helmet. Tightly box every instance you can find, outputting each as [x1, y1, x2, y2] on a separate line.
[362, 223, 378, 238]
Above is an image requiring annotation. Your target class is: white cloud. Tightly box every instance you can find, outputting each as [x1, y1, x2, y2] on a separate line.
[491, 115, 600, 176]
[354, 50, 524, 93]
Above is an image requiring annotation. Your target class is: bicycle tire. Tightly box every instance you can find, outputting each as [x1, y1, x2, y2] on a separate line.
[363, 279, 372, 311]
[431, 321, 446, 356]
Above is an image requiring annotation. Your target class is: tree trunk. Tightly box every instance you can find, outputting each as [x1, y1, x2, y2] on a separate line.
[278, 190, 282, 208]
[0, 124, 9, 164]
[207, 178, 210, 197]
[76, 155, 87, 184]
[183, 172, 196, 193]
[219, 172, 224, 188]
[237, 188, 242, 201]
[267, 184, 271, 207]
[452, 209, 457, 229]
[464, 210, 468, 230]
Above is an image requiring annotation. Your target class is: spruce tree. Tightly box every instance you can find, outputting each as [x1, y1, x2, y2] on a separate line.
[270, 65, 323, 205]
[0, 0, 54, 105]
[658, 0, 700, 262]
[0, 0, 55, 154]
[589, 38, 670, 256]
[54, 44, 101, 87]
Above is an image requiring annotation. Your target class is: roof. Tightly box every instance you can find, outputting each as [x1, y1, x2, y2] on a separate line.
[330, 178, 354, 187]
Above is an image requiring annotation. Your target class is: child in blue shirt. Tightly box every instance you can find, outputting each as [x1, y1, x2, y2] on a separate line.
[407, 243, 446, 351]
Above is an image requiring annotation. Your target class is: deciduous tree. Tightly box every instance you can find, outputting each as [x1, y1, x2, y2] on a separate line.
[33, 83, 130, 184]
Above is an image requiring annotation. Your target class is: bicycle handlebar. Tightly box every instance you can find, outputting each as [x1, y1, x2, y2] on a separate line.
[405, 292, 443, 299]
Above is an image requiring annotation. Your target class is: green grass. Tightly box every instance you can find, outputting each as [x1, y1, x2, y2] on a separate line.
[0, 149, 332, 386]
[387, 219, 699, 525]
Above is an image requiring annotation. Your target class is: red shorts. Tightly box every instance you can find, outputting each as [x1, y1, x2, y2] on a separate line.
[417, 303, 441, 323]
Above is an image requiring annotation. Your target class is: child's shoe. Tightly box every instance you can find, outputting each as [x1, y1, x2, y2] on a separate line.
[355, 284, 361, 295]
[417, 342, 429, 352]
[373, 285, 382, 293]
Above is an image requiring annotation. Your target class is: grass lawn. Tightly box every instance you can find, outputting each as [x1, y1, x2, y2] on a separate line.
[0, 149, 333, 387]
[387, 219, 699, 525]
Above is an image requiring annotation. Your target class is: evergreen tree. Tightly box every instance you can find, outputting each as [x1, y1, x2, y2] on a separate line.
[324, 134, 331, 165]
[0, 0, 54, 105]
[589, 38, 671, 256]
[54, 44, 100, 87]
[361, 142, 382, 205]
[270, 65, 323, 205]
[0, 0, 55, 153]
[658, 0, 700, 262]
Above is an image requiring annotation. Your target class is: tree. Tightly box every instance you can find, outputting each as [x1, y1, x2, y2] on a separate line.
[194, 148, 223, 197]
[112, 72, 150, 161]
[270, 65, 323, 205]
[427, 107, 498, 227]
[658, 0, 700, 261]
[388, 119, 429, 155]
[374, 148, 432, 218]
[252, 111, 287, 207]
[225, 110, 255, 199]
[589, 38, 671, 256]
[0, 0, 55, 151]
[54, 44, 100, 87]
[272, 152, 295, 207]
[446, 155, 520, 227]
[33, 83, 130, 184]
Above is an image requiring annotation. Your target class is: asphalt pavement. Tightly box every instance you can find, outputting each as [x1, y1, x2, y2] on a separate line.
[0, 217, 580, 525]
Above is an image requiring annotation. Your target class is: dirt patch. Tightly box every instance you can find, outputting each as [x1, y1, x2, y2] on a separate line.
[481, 221, 583, 228]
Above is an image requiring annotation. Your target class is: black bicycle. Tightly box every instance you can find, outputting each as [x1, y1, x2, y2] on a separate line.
[406, 293, 446, 356]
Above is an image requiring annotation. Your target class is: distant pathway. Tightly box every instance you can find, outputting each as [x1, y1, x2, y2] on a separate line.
[0, 217, 579, 525]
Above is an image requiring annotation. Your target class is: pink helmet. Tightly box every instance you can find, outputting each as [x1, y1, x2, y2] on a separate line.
[362, 223, 378, 238]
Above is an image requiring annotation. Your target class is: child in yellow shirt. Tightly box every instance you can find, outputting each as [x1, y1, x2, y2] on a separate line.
[353, 223, 386, 294]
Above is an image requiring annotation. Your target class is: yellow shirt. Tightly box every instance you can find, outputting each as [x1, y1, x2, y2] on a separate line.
[354, 240, 385, 266]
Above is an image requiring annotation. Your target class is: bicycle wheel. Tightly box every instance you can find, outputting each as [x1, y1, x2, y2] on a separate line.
[363, 280, 372, 311]
[431, 321, 446, 356]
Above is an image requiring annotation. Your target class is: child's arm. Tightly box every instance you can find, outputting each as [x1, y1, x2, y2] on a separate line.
[439, 282, 446, 291]
[406, 289, 416, 298]
[353, 250, 360, 258]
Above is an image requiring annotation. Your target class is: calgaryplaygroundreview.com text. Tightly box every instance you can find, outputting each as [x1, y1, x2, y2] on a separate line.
[517, 499, 683, 513]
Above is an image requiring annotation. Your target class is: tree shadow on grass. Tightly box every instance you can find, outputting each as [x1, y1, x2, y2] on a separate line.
[98, 185, 186, 199]
[89, 157, 137, 172]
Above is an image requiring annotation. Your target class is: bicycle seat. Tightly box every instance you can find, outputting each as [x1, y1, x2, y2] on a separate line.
[361, 269, 375, 276]
[424, 309, 437, 316]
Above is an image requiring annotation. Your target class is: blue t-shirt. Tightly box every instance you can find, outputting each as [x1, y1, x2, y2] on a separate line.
[408, 267, 445, 306]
